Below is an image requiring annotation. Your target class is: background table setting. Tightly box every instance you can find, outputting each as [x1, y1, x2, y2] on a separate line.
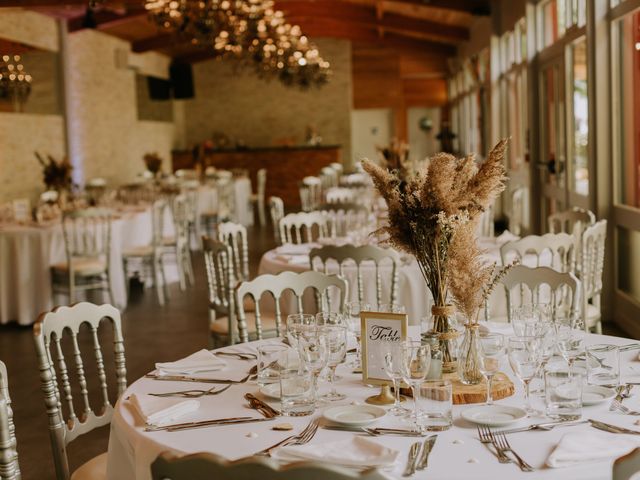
[107, 315, 640, 480]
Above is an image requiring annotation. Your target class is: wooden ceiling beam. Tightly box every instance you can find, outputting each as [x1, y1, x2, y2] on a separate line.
[0, 0, 141, 5]
[132, 32, 178, 52]
[381, 0, 490, 16]
[278, 0, 468, 43]
[67, 8, 146, 33]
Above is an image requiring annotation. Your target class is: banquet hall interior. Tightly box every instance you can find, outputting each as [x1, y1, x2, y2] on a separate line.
[2, 0, 640, 479]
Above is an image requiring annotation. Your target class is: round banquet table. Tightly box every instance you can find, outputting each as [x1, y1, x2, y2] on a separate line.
[106, 326, 640, 480]
[257, 235, 528, 325]
[0, 206, 177, 325]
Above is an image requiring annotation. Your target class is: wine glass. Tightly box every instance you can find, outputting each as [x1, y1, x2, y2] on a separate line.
[554, 312, 585, 372]
[508, 336, 543, 414]
[478, 333, 505, 405]
[511, 304, 551, 337]
[319, 325, 348, 401]
[286, 314, 315, 349]
[378, 304, 406, 314]
[344, 302, 370, 369]
[380, 340, 410, 416]
[315, 312, 343, 326]
[399, 340, 431, 425]
[297, 327, 329, 404]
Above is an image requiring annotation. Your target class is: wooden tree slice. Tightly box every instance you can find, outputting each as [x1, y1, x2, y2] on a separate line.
[447, 372, 515, 405]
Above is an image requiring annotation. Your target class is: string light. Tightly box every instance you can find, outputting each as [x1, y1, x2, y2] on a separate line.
[0, 55, 32, 110]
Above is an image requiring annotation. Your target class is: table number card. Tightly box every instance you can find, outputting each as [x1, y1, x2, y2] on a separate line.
[360, 311, 408, 385]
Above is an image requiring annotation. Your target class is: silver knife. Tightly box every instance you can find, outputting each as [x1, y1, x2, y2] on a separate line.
[145, 374, 241, 384]
[588, 419, 640, 435]
[495, 419, 588, 435]
[402, 442, 421, 477]
[145, 416, 274, 432]
[416, 435, 437, 470]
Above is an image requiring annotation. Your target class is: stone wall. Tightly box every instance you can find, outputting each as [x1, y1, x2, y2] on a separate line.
[184, 38, 353, 163]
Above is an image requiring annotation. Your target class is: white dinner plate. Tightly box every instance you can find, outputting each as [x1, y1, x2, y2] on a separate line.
[259, 384, 281, 400]
[582, 385, 616, 406]
[461, 405, 527, 426]
[323, 405, 386, 426]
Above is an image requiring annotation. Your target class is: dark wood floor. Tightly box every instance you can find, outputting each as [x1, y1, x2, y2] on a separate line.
[0, 222, 630, 479]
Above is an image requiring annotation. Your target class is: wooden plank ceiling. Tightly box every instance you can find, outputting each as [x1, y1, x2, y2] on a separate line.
[0, 0, 489, 109]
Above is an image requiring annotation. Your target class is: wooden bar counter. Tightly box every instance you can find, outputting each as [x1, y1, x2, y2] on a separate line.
[172, 145, 341, 209]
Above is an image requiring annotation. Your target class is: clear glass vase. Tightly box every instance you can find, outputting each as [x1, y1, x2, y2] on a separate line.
[457, 323, 483, 385]
[430, 305, 459, 374]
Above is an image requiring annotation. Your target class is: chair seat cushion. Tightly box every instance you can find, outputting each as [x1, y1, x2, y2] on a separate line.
[70, 451, 107, 480]
[123, 245, 154, 257]
[210, 311, 278, 336]
[585, 303, 601, 328]
[51, 257, 107, 276]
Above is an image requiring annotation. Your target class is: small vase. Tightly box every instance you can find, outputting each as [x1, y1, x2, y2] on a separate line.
[457, 323, 483, 385]
[430, 305, 459, 374]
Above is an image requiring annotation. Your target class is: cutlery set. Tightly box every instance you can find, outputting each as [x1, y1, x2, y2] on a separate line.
[402, 436, 437, 476]
[244, 393, 280, 418]
[477, 425, 533, 472]
[145, 364, 258, 385]
[145, 416, 274, 432]
[256, 418, 321, 456]
[149, 384, 232, 398]
[322, 425, 425, 437]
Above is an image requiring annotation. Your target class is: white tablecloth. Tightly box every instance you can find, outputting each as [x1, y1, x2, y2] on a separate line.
[0, 206, 177, 325]
[197, 178, 253, 227]
[107, 328, 640, 480]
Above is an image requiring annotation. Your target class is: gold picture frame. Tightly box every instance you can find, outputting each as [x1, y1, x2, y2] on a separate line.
[360, 311, 408, 386]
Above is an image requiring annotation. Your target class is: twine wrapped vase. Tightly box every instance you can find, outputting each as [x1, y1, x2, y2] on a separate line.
[430, 304, 459, 374]
[457, 323, 483, 385]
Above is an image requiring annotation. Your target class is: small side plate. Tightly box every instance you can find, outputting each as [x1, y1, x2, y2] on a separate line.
[582, 385, 616, 406]
[323, 405, 386, 426]
[461, 405, 527, 427]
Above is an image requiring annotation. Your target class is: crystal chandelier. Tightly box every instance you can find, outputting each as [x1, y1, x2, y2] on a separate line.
[145, 0, 330, 89]
[0, 55, 32, 110]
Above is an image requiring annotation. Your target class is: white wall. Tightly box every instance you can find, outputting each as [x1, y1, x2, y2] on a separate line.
[350, 108, 392, 165]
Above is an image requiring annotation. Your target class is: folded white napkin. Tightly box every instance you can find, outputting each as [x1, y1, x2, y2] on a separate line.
[155, 349, 226, 376]
[273, 436, 399, 468]
[275, 254, 310, 265]
[130, 393, 200, 427]
[547, 431, 640, 468]
[275, 244, 313, 256]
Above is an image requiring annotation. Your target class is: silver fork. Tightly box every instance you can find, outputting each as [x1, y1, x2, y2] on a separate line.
[477, 425, 509, 463]
[611, 399, 640, 416]
[492, 431, 534, 472]
[256, 418, 320, 455]
[149, 384, 232, 398]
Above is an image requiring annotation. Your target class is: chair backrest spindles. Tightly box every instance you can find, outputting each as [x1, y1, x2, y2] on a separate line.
[218, 222, 249, 282]
[279, 212, 331, 245]
[500, 232, 576, 273]
[0, 361, 20, 480]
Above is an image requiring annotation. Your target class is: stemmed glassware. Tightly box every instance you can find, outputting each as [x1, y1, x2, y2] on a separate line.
[399, 340, 431, 425]
[344, 302, 370, 369]
[286, 313, 315, 349]
[297, 327, 329, 404]
[478, 333, 505, 405]
[508, 336, 543, 415]
[319, 324, 348, 401]
[555, 313, 585, 373]
[380, 340, 411, 416]
[378, 304, 406, 314]
[511, 304, 551, 337]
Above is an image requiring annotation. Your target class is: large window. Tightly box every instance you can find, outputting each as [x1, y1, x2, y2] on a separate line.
[570, 38, 589, 195]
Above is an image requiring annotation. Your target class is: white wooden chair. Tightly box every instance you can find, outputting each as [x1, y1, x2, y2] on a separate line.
[123, 199, 168, 305]
[508, 187, 525, 236]
[329, 162, 344, 175]
[203, 236, 237, 347]
[500, 232, 576, 273]
[33, 302, 127, 480]
[250, 168, 267, 226]
[499, 265, 580, 323]
[269, 196, 284, 244]
[548, 207, 596, 236]
[117, 184, 155, 205]
[201, 177, 235, 237]
[316, 203, 370, 237]
[581, 220, 607, 333]
[613, 448, 640, 480]
[320, 166, 339, 191]
[51, 208, 114, 305]
[310, 244, 400, 309]
[477, 204, 495, 238]
[163, 194, 195, 291]
[217, 222, 249, 282]
[40, 191, 59, 204]
[175, 169, 198, 180]
[299, 176, 322, 212]
[325, 187, 356, 204]
[279, 212, 331, 244]
[180, 180, 201, 250]
[151, 451, 386, 480]
[235, 270, 348, 344]
[0, 361, 19, 480]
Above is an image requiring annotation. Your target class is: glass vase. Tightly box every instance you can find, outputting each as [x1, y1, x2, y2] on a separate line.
[457, 323, 483, 385]
[430, 305, 459, 374]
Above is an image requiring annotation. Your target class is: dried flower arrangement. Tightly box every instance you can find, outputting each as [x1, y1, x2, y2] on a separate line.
[376, 138, 410, 178]
[363, 139, 512, 375]
[35, 152, 73, 192]
[143, 153, 163, 175]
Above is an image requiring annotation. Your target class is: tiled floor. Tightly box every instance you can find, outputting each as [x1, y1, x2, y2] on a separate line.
[0, 222, 631, 479]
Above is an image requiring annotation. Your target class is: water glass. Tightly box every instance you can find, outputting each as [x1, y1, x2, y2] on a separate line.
[380, 339, 410, 416]
[257, 344, 289, 386]
[478, 333, 505, 405]
[416, 380, 452, 431]
[400, 340, 431, 424]
[508, 336, 543, 414]
[378, 304, 406, 314]
[279, 350, 315, 416]
[545, 368, 583, 420]
[344, 302, 371, 369]
[297, 327, 329, 402]
[511, 304, 551, 337]
[320, 324, 348, 401]
[315, 312, 343, 326]
[586, 344, 620, 387]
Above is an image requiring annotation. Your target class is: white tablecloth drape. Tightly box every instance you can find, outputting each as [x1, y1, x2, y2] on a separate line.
[106, 328, 640, 480]
[0, 206, 177, 326]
